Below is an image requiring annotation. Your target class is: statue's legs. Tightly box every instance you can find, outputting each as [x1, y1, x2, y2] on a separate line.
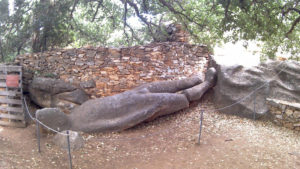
[133, 76, 203, 93]
[145, 93, 190, 121]
[70, 92, 190, 132]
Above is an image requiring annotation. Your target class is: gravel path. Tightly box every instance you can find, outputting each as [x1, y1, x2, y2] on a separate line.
[0, 95, 299, 169]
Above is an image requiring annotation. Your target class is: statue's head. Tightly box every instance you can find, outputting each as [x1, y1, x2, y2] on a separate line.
[36, 108, 71, 132]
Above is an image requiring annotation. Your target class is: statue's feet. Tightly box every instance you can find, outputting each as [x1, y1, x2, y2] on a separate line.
[182, 67, 217, 101]
[205, 67, 217, 87]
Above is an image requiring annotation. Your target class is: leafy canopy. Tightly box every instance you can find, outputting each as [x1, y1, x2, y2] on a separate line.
[0, 0, 299, 61]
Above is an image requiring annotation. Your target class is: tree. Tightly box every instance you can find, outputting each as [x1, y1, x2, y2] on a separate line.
[0, 0, 299, 61]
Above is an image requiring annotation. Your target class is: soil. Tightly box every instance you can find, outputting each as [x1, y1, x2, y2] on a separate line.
[1, 95, 300, 169]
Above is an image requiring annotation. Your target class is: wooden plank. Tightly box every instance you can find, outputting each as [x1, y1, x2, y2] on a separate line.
[0, 113, 24, 120]
[0, 106, 23, 113]
[0, 82, 6, 87]
[0, 120, 26, 128]
[0, 66, 22, 72]
[0, 91, 21, 96]
[0, 82, 20, 88]
[0, 75, 6, 79]
[0, 98, 22, 105]
[0, 75, 20, 79]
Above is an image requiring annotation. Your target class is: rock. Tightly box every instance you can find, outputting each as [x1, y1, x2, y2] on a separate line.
[36, 108, 71, 132]
[52, 130, 84, 151]
[294, 111, 300, 118]
[285, 109, 294, 116]
[29, 77, 90, 113]
[80, 80, 96, 89]
[212, 59, 300, 118]
[293, 123, 300, 127]
[275, 115, 283, 120]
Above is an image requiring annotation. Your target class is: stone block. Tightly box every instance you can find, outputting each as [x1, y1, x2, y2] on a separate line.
[285, 109, 294, 116]
[293, 111, 300, 118]
[53, 130, 84, 151]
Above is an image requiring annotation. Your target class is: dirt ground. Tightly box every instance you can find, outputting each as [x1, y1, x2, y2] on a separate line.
[1, 95, 300, 169]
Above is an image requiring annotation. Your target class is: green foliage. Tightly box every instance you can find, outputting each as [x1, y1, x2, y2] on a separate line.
[0, 0, 299, 61]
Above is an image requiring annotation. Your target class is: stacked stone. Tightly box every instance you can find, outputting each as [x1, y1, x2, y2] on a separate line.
[267, 98, 300, 131]
[15, 42, 210, 98]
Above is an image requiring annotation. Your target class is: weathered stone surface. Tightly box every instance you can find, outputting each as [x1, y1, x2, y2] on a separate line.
[52, 130, 84, 150]
[35, 69, 216, 133]
[36, 108, 71, 132]
[80, 80, 96, 89]
[29, 77, 89, 113]
[212, 59, 300, 118]
[29, 77, 76, 95]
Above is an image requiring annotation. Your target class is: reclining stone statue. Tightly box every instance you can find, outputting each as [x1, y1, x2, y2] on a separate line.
[36, 68, 217, 133]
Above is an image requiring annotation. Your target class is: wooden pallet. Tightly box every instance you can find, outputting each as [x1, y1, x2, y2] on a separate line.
[0, 65, 26, 127]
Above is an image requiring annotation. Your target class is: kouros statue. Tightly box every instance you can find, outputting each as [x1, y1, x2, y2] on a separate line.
[37, 68, 217, 133]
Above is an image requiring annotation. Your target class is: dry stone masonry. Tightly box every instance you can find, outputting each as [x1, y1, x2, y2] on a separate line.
[15, 42, 210, 98]
[267, 98, 300, 131]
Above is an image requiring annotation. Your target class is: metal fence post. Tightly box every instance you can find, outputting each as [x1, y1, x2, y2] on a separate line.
[197, 110, 204, 145]
[35, 114, 41, 153]
[66, 130, 73, 169]
[253, 92, 256, 120]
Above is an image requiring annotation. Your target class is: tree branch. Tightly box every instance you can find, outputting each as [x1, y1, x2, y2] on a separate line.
[123, 0, 130, 45]
[224, 0, 231, 19]
[70, 0, 79, 19]
[92, 0, 103, 22]
[124, 0, 158, 41]
[157, 0, 205, 29]
[286, 15, 300, 36]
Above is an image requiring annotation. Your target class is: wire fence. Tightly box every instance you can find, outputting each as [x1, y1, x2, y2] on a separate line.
[21, 61, 288, 169]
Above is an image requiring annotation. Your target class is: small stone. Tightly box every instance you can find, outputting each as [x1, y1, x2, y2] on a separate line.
[108, 48, 121, 58]
[109, 75, 119, 81]
[285, 109, 294, 116]
[87, 61, 95, 66]
[80, 80, 96, 89]
[100, 71, 107, 75]
[53, 130, 84, 151]
[275, 115, 283, 120]
[75, 60, 84, 66]
[274, 110, 282, 115]
[78, 54, 85, 58]
[293, 123, 300, 127]
[95, 60, 104, 65]
[293, 111, 300, 118]
[284, 122, 294, 129]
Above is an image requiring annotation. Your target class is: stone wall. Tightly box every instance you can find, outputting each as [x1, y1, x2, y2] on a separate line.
[15, 42, 210, 98]
[267, 98, 300, 131]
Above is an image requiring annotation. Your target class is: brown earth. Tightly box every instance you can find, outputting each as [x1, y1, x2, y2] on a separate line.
[1, 95, 300, 169]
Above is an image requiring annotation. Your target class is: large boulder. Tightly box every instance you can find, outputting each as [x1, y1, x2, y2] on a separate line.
[212, 59, 300, 118]
[36, 108, 71, 132]
[29, 77, 90, 113]
[52, 130, 84, 151]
